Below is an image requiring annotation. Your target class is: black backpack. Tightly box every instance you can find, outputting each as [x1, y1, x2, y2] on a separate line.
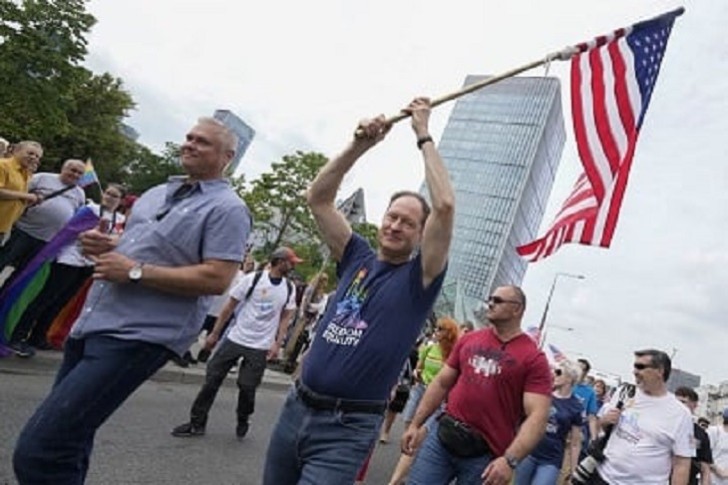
[244, 270, 293, 304]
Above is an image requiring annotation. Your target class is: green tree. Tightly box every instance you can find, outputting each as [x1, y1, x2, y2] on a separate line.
[352, 222, 379, 250]
[238, 151, 328, 252]
[0, 0, 135, 181]
[0, 0, 95, 140]
[121, 142, 184, 194]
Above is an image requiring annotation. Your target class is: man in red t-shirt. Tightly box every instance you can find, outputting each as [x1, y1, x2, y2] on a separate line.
[402, 285, 552, 485]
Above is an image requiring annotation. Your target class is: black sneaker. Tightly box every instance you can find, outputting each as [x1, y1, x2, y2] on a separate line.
[197, 348, 211, 363]
[236, 422, 249, 440]
[170, 354, 189, 368]
[9, 341, 36, 358]
[171, 422, 205, 437]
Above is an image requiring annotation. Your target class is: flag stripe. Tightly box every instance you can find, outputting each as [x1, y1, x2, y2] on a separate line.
[517, 9, 681, 262]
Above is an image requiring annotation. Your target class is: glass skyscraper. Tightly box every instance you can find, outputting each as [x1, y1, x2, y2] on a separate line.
[426, 75, 566, 323]
[213, 109, 255, 174]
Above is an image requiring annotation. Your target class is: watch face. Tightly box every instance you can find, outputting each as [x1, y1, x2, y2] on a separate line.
[129, 266, 143, 281]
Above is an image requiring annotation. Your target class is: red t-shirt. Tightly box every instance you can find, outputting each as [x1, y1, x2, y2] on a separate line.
[445, 327, 552, 455]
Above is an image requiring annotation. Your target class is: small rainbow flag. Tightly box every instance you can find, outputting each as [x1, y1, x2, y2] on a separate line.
[77, 159, 100, 187]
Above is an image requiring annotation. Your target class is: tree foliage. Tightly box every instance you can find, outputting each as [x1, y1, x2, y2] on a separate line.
[0, 0, 134, 183]
[237, 151, 328, 252]
[121, 142, 184, 194]
[352, 222, 379, 250]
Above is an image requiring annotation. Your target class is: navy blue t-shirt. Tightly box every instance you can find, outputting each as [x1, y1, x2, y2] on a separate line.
[301, 234, 446, 401]
[530, 394, 583, 466]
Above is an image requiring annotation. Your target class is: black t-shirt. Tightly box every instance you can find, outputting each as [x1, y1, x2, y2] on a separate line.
[690, 423, 713, 485]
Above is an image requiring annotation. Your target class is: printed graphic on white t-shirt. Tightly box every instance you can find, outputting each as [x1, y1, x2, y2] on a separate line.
[225, 271, 296, 350]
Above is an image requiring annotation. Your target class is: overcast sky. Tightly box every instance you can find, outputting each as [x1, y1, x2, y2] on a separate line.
[84, 0, 727, 385]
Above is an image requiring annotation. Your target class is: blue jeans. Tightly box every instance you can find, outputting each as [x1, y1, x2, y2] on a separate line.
[13, 336, 172, 484]
[402, 382, 425, 423]
[514, 455, 561, 485]
[407, 419, 493, 485]
[263, 386, 384, 485]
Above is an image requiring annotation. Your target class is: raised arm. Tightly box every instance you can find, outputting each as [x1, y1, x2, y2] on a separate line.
[306, 117, 389, 261]
[403, 98, 455, 289]
[401, 363, 459, 455]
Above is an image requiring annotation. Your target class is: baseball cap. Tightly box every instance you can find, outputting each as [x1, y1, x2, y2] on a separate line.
[270, 246, 303, 265]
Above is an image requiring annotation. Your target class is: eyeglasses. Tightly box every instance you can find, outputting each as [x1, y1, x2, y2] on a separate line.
[633, 362, 655, 370]
[488, 295, 522, 306]
[553, 369, 563, 376]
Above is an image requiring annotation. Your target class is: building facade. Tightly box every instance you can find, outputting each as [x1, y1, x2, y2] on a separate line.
[426, 75, 565, 323]
[213, 109, 255, 174]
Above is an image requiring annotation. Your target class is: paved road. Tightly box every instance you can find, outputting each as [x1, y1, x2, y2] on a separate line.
[0, 371, 406, 484]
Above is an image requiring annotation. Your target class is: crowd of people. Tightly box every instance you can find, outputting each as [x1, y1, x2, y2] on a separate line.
[2, 100, 727, 485]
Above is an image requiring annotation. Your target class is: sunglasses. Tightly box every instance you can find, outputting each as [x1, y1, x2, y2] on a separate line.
[553, 369, 563, 376]
[488, 295, 521, 305]
[633, 362, 655, 370]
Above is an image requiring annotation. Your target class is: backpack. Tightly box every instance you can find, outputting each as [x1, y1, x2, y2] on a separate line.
[244, 270, 293, 305]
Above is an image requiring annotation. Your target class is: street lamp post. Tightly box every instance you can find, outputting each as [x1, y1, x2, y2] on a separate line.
[537, 272, 585, 347]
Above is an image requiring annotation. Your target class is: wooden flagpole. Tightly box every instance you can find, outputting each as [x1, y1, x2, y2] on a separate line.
[356, 7, 685, 135]
[366, 47, 577, 133]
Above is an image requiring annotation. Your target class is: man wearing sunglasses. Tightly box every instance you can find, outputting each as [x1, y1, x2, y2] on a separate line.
[402, 285, 552, 485]
[593, 349, 694, 484]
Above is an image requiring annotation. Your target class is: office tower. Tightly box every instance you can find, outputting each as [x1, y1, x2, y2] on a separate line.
[213, 109, 255, 173]
[427, 75, 566, 323]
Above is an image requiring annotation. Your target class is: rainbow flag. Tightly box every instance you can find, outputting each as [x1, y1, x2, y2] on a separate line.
[0, 206, 99, 348]
[77, 159, 100, 187]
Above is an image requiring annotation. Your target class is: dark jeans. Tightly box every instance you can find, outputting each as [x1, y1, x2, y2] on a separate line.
[13, 336, 172, 485]
[190, 338, 267, 427]
[11, 263, 92, 345]
[0, 229, 46, 290]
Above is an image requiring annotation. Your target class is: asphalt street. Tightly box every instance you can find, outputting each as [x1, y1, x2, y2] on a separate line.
[0, 368, 405, 484]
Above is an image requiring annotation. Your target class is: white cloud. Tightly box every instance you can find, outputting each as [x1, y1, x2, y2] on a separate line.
[85, 0, 728, 384]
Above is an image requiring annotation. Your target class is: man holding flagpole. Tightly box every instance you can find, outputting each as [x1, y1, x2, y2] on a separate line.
[263, 96, 454, 484]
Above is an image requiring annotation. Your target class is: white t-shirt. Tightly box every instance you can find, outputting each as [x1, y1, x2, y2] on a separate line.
[207, 270, 244, 318]
[708, 425, 728, 485]
[225, 271, 296, 350]
[597, 388, 695, 484]
[16, 173, 85, 241]
[56, 202, 125, 267]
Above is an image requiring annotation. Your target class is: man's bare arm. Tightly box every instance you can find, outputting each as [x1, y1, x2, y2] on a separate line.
[0, 188, 37, 202]
[92, 252, 240, 297]
[671, 455, 691, 485]
[405, 98, 455, 289]
[503, 392, 551, 461]
[306, 117, 388, 261]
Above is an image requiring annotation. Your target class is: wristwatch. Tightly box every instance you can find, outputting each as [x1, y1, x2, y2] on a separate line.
[128, 263, 144, 284]
[503, 453, 519, 470]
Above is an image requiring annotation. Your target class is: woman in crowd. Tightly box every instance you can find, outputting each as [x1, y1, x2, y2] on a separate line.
[388, 317, 460, 485]
[514, 359, 583, 485]
[593, 378, 608, 411]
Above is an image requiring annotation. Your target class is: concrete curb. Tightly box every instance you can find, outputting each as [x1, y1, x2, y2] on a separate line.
[0, 350, 295, 392]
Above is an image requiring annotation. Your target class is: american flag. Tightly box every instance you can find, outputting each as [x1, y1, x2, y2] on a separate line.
[517, 8, 684, 262]
[548, 344, 568, 364]
[525, 326, 543, 344]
